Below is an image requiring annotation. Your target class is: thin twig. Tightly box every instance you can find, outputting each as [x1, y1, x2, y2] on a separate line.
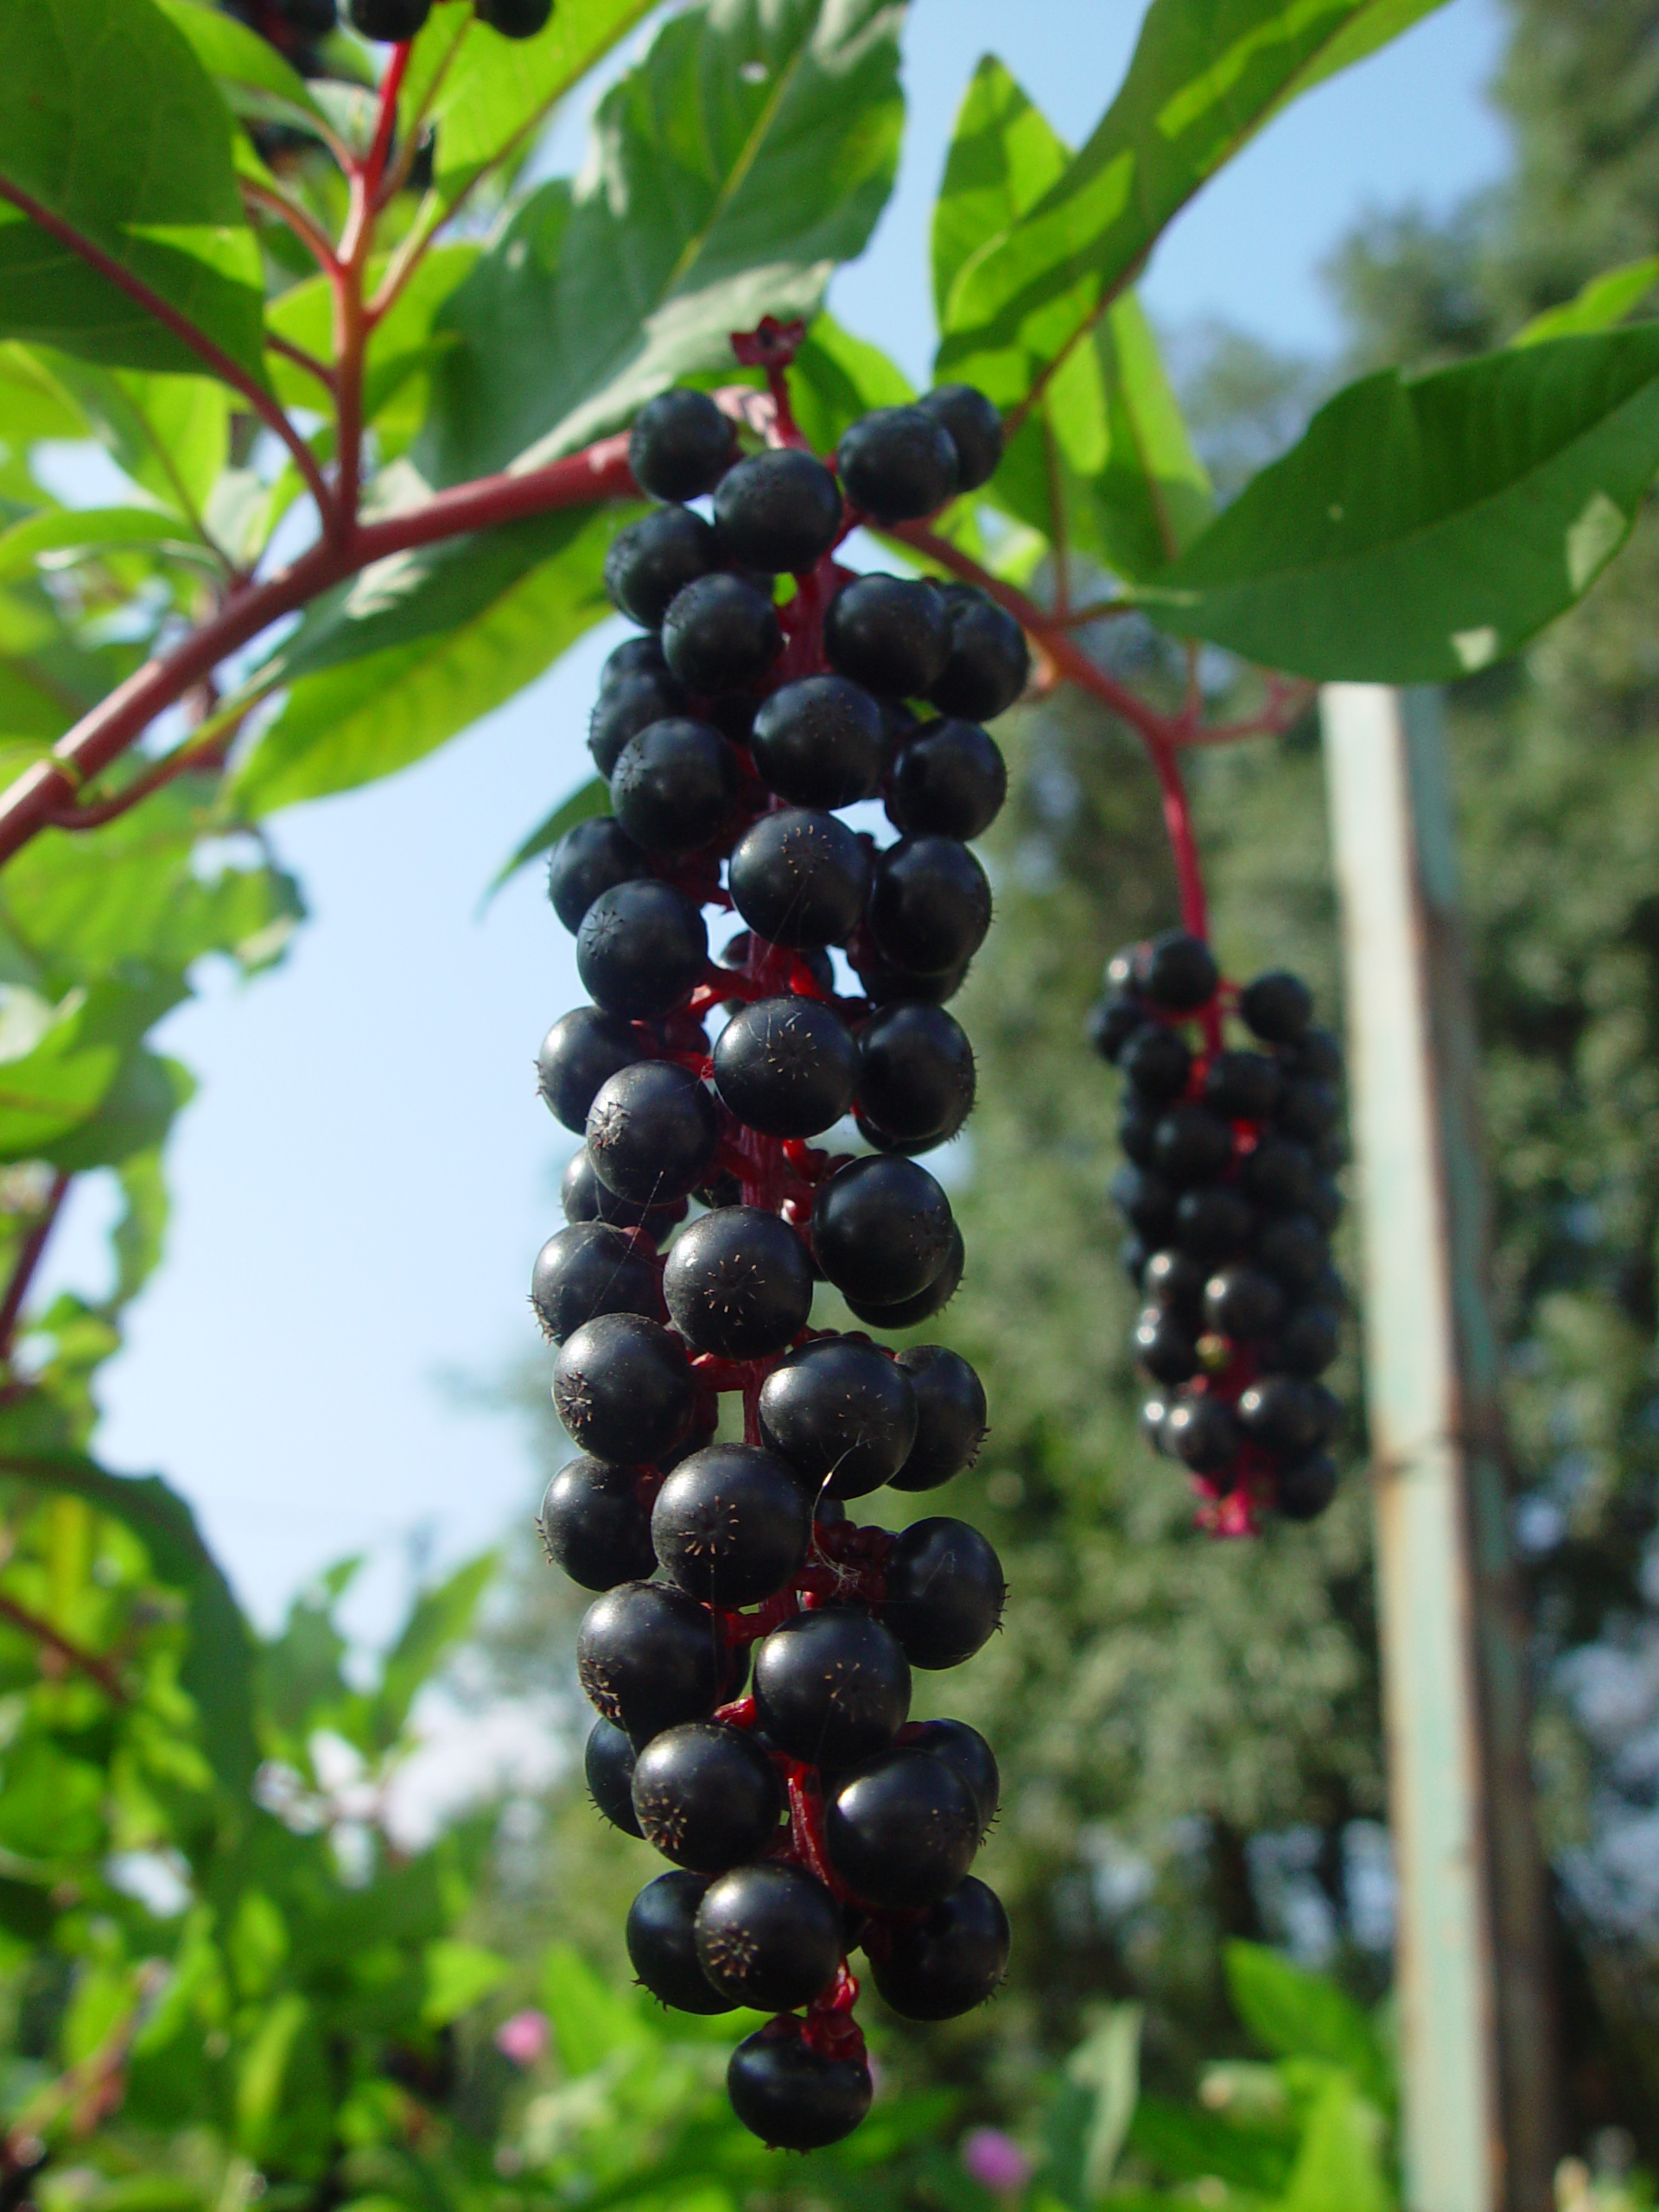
[240, 179, 341, 276]
[0, 1173, 69, 1360]
[0, 1592, 129, 1703]
[267, 333, 337, 399]
[1178, 679, 1317, 748]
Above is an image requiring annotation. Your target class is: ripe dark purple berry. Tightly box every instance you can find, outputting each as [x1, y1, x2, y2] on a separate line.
[1241, 1137, 1319, 1215]
[918, 385, 1003, 490]
[576, 879, 708, 1018]
[561, 1147, 686, 1243]
[535, 1005, 648, 1131]
[1132, 1305, 1198, 1385]
[836, 406, 959, 522]
[842, 1220, 963, 1327]
[576, 1579, 722, 1740]
[1271, 1302, 1341, 1376]
[758, 1336, 919, 1499]
[348, 0, 429, 35]
[869, 1876, 1009, 2020]
[628, 389, 737, 502]
[868, 835, 993, 976]
[752, 1608, 911, 1766]
[537, 1454, 656, 1588]
[661, 574, 781, 695]
[727, 2015, 872, 2150]
[586, 1060, 719, 1205]
[1163, 1395, 1243, 1475]
[1089, 994, 1151, 1065]
[901, 1717, 999, 1835]
[586, 1717, 644, 1836]
[531, 1223, 661, 1345]
[825, 1749, 980, 1907]
[553, 1313, 694, 1464]
[662, 1205, 816, 1359]
[1153, 1103, 1234, 1184]
[1174, 1184, 1256, 1261]
[1142, 1247, 1208, 1316]
[856, 1001, 976, 1153]
[888, 718, 1007, 840]
[1119, 1023, 1192, 1101]
[930, 593, 1029, 720]
[823, 574, 950, 696]
[695, 1861, 844, 2012]
[1240, 969, 1314, 1044]
[547, 816, 652, 933]
[889, 1344, 987, 1491]
[474, 0, 554, 32]
[811, 1154, 956, 1305]
[1236, 1376, 1340, 1457]
[1202, 1264, 1286, 1344]
[588, 670, 688, 775]
[1140, 930, 1218, 1013]
[630, 1720, 785, 1870]
[1255, 1214, 1330, 1295]
[652, 1443, 811, 1605]
[604, 505, 720, 627]
[1114, 1164, 1177, 1243]
[880, 1517, 1005, 1669]
[610, 719, 738, 855]
[279, 0, 339, 31]
[749, 677, 886, 809]
[728, 808, 871, 949]
[712, 449, 842, 573]
[626, 1871, 733, 2012]
[1277, 1452, 1338, 1519]
[601, 634, 670, 691]
[1204, 1049, 1283, 1122]
[712, 994, 858, 1137]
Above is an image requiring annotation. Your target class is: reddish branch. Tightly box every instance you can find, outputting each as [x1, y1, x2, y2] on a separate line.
[0, 1591, 129, 1703]
[0, 1172, 70, 1360]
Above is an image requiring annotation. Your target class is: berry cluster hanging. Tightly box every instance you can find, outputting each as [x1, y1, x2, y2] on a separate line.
[531, 340, 1021, 2150]
[1089, 934, 1348, 1534]
[233, 0, 557, 50]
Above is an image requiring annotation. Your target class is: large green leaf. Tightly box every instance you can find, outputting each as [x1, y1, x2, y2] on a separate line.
[423, 0, 906, 485]
[264, 246, 479, 422]
[1135, 327, 1659, 680]
[0, 505, 207, 584]
[936, 0, 1450, 408]
[0, 1001, 121, 1160]
[1280, 2075, 1394, 2212]
[1225, 1944, 1392, 2103]
[235, 506, 618, 813]
[0, 0, 268, 381]
[152, 0, 332, 137]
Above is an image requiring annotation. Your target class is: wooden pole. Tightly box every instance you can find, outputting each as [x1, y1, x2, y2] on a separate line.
[1320, 683, 1560, 2212]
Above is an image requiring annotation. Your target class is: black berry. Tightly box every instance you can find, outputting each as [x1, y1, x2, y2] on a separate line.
[856, 1001, 976, 1152]
[1140, 929, 1218, 1013]
[757, 1336, 918, 1499]
[1163, 1395, 1242, 1474]
[888, 718, 1007, 840]
[604, 506, 720, 627]
[537, 1454, 656, 1588]
[662, 1205, 815, 1358]
[561, 1147, 686, 1242]
[811, 1154, 956, 1305]
[474, 0, 553, 31]
[870, 1876, 1009, 2020]
[586, 1060, 720, 1205]
[750, 677, 886, 809]
[752, 1608, 911, 1766]
[630, 1720, 785, 1870]
[553, 1313, 694, 1463]
[347, 0, 429, 34]
[823, 574, 950, 697]
[1202, 1264, 1286, 1343]
[842, 1219, 963, 1327]
[868, 835, 993, 976]
[601, 634, 670, 691]
[880, 1516, 1005, 1668]
[651, 1443, 810, 1606]
[712, 449, 842, 573]
[535, 1005, 648, 1130]
[889, 1344, 987, 1491]
[589, 671, 688, 774]
[576, 879, 708, 1018]
[576, 1579, 721, 1740]
[918, 385, 1003, 490]
[825, 1748, 979, 1907]
[728, 808, 871, 949]
[713, 995, 859, 1137]
[695, 1861, 844, 2011]
[1240, 969, 1314, 1043]
[901, 1717, 999, 1835]
[586, 1717, 644, 1836]
[727, 2016, 872, 2150]
[611, 719, 738, 855]
[930, 594, 1028, 720]
[836, 406, 959, 522]
[661, 574, 781, 695]
[1277, 1452, 1338, 1519]
[628, 389, 736, 502]
[626, 1871, 732, 2012]
[531, 1223, 661, 1344]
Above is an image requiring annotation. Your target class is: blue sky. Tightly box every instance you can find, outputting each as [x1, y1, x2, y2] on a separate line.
[40, 0, 1510, 1640]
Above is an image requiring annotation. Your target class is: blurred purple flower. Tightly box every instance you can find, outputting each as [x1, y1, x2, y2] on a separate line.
[494, 2009, 550, 2067]
[962, 2128, 1031, 2196]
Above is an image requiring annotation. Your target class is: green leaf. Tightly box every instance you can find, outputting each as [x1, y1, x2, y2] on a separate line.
[1280, 2075, 1394, 2212]
[398, 0, 658, 215]
[264, 246, 479, 422]
[52, 365, 234, 536]
[1135, 327, 1659, 680]
[235, 1992, 308, 2156]
[487, 776, 609, 899]
[423, 0, 906, 485]
[0, 1000, 121, 1160]
[1090, 292, 1212, 572]
[1514, 260, 1659, 346]
[0, 0, 268, 381]
[1224, 1944, 1392, 2103]
[936, 0, 1450, 408]
[0, 505, 204, 584]
[152, 0, 331, 135]
[540, 1944, 651, 2075]
[422, 1939, 510, 2029]
[1128, 2094, 1296, 2194]
[788, 313, 916, 452]
[45, 1046, 194, 1173]
[236, 506, 617, 813]
[371, 1551, 495, 1751]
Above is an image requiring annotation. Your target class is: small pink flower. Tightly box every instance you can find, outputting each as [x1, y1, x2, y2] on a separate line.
[494, 2009, 550, 2067]
[962, 2127, 1030, 2196]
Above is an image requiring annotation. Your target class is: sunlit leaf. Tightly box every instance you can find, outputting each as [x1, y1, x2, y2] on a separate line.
[1514, 261, 1659, 346]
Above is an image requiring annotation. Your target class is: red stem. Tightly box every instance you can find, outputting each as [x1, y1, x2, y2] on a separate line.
[0, 181, 334, 528]
[363, 43, 413, 207]
[0, 1173, 70, 1359]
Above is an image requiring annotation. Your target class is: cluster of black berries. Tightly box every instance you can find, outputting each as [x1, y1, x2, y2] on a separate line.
[530, 370, 1022, 2149]
[347, 0, 552, 43]
[1089, 932, 1347, 1531]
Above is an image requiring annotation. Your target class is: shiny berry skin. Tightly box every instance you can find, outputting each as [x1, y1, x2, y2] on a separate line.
[880, 1516, 1005, 1669]
[348, 0, 429, 34]
[1153, 1103, 1234, 1185]
[553, 1313, 694, 1464]
[1203, 1048, 1283, 1122]
[811, 1154, 955, 1305]
[752, 1608, 911, 1766]
[889, 1344, 987, 1491]
[1174, 1185, 1255, 1261]
[727, 2015, 873, 2150]
[695, 1861, 844, 2012]
[630, 1719, 785, 1870]
[918, 385, 1003, 490]
[628, 389, 736, 501]
[823, 575, 950, 697]
[1119, 1023, 1193, 1102]
[749, 676, 886, 809]
[902, 1717, 999, 1835]
[588, 669, 688, 775]
[474, 0, 554, 30]
[870, 1875, 1010, 2020]
[1140, 929, 1218, 1013]
[1090, 994, 1151, 1065]
[1277, 1452, 1338, 1519]
[537, 1454, 656, 1588]
[1132, 1305, 1198, 1385]
[712, 448, 842, 573]
[561, 1147, 686, 1242]
[601, 634, 670, 692]
[757, 1336, 918, 1500]
[585, 1718, 644, 1836]
[712, 995, 858, 1137]
[853, 943, 971, 1007]
[651, 1441, 811, 1605]
[531, 1223, 661, 1344]
[836, 405, 959, 522]
[868, 836, 993, 977]
[930, 594, 1029, 720]
[576, 1578, 721, 1740]
[856, 1001, 976, 1152]
[1240, 968, 1314, 1044]
[888, 718, 1007, 840]
[1241, 1136, 1319, 1214]
[547, 816, 652, 931]
[576, 879, 708, 1018]
[604, 505, 720, 627]
[1163, 1395, 1243, 1474]
[1142, 1247, 1208, 1316]
[611, 719, 738, 855]
[728, 808, 871, 949]
[626, 1871, 732, 2012]
[826, 1748, 980, 1908]
[1271, 1302, 1341, 1376]
[1236, 1376, 1340, 1457]
[843, 1220, 963, 1327]
[661, 573, 781, 695]
[535, 1005, 648, 1131]
[1202, 1264, 1286, 1343]
[662, 1205, 815, 1358]
[586, 1061, 720, 1205]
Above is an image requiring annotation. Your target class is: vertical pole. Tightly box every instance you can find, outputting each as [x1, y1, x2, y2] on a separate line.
[1321, 684, 1560, 2212]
